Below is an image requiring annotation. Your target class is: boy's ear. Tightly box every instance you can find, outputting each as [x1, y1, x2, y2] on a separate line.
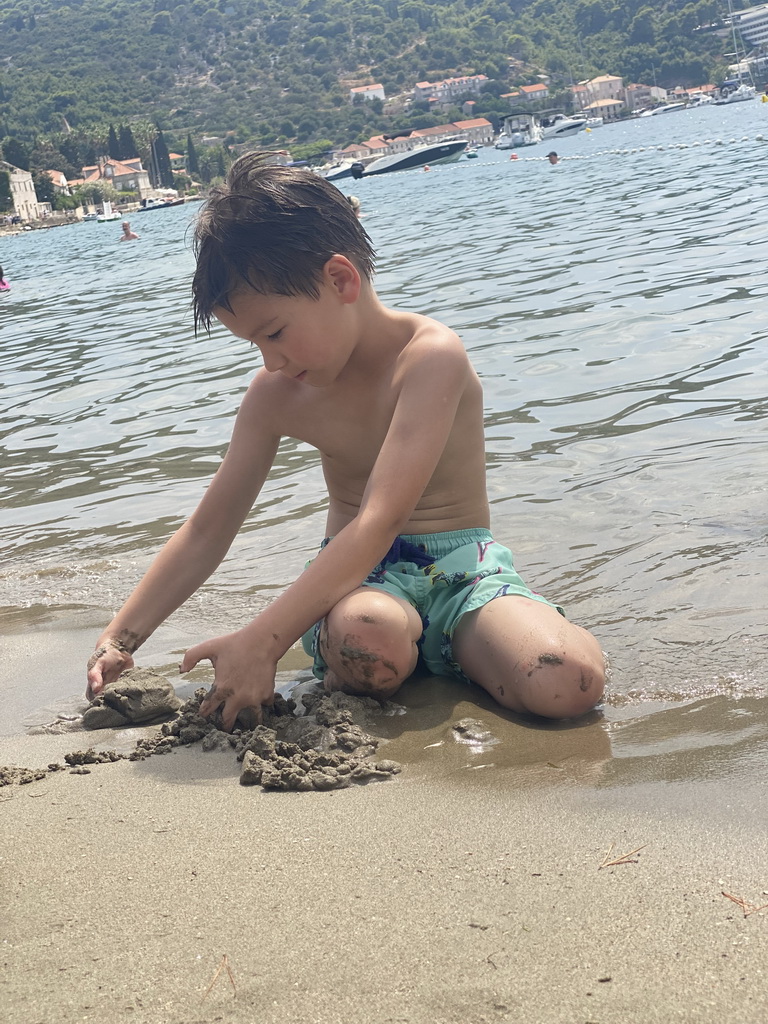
[324, 254, 361, 304]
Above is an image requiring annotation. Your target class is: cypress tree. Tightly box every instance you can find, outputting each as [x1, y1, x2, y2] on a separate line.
[107, 124, 120, 159]
[151, 129, 174, 188]
[118, 125, 138, 160]
[186, 133, 200, 177]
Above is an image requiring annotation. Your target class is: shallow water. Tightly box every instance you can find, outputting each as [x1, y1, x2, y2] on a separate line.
[1, 103, 767, 755]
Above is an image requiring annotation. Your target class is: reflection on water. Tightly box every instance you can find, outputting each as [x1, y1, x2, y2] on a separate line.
[1, 105, 767, 769]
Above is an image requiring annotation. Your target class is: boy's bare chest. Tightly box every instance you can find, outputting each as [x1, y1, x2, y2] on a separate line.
[281, 382, 396, 468]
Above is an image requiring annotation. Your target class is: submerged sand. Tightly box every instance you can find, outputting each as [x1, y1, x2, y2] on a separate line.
[3, 670, 768, 1023]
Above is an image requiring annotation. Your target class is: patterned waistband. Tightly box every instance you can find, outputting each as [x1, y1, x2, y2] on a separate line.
[321, 528, 494, 567]
[388, 529, 494, 564]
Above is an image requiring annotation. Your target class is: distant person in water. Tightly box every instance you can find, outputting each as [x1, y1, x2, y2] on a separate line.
[119, 221, 139, 241]
[547, 152, 559, 165]
[0, 265, 10, 291]
[347, 195, 362, 218]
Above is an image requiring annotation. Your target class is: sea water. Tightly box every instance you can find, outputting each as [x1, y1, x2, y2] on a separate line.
[1, 103, 766, 766]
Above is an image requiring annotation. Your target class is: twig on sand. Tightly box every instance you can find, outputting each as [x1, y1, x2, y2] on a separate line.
[202, 954, 236, 1000]
[599, 842, 647, 869]
[721, 891, 768, 918]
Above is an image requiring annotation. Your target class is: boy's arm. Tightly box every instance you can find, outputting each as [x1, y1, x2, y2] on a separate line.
[86, 381, 280, 697]
[185, 332, 472, 727]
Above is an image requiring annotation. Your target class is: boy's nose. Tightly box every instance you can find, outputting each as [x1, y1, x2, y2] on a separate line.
[262, 350, 286, 373]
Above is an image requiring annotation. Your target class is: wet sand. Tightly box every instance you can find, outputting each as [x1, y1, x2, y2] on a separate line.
[3, 650, 768, 1023]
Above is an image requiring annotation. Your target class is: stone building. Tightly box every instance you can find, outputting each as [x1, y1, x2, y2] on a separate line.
[0, 161, 44, 221]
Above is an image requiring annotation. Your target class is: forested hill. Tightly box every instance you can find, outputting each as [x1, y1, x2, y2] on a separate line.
[1, 0, 727, 162]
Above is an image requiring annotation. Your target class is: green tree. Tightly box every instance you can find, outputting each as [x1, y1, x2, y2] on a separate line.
[151, 129, 174, 188]
[107, 124, 120, 159]
[118, 125, 138, 160]
[32, 169, 55, 204]
[1, 136, 30, 170]
[0, 169, 12, 212]
[186, 133, 200, 177]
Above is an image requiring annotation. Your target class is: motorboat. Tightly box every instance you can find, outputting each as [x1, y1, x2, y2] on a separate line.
[96, 200, 120, 222]
[584, 116, 604, 128]
[687, 93, 714, 107]
[82, 212, 99, 222]
[135, 196, 186, 211]
[353, 137, 467, 176]
[494, 115, 542, 149]
[539, 113, 588, 139]
[715, 82, 757, 104]
[639, 102, 687, 116]
[322, 161, 355, 181]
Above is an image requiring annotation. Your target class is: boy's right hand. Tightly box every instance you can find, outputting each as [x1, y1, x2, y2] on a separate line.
[86, 640, 135, 700]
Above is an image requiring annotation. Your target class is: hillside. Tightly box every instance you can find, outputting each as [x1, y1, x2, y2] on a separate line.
[0, 0, 728, 168]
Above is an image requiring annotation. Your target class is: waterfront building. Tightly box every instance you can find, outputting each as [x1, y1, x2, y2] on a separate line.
[0, 160, 44, 221]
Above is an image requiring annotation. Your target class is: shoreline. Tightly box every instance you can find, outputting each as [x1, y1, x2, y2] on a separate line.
[3, 721, 768, 1024]
[3, 666, 768, 1023]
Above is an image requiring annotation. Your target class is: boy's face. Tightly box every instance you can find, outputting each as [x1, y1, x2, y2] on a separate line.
[214, 257, 360, 388]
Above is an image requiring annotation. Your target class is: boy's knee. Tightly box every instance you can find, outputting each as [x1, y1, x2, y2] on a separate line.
[321, 591, 420, 699]
[518, 647, 605, 719]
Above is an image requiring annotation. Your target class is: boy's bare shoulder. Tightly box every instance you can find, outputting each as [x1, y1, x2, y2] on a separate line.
[407, 312, 465, 350]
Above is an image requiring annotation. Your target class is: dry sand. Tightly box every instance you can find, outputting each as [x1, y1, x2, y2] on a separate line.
[3, 669, 768, 1024]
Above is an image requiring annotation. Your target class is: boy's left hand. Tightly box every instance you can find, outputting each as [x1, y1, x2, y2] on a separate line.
[180, 630, 276, 731]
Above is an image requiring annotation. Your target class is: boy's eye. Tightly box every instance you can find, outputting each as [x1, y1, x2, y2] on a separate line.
[267, 328, 283, 341]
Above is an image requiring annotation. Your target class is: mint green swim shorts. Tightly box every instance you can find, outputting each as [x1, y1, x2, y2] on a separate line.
[301, 528, 564, 685]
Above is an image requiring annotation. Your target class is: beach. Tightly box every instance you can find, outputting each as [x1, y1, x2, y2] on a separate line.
[3, 105, 768, 1022]
[3, 649, 768, 1024]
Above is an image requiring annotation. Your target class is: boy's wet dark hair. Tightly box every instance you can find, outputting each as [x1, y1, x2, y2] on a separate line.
[192, 153, 376, 332]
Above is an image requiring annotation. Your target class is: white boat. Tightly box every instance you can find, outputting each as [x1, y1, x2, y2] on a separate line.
[687, 93, 714, 107]
[135, 196, 185, 211]
[639, 102, 687, 116]
[494, 115, 542, 149]
[354, 137, 467, 176]
[714, 82, 757, 105]
[715, 0, 758, 106]
[82, 212, 99, 222]
[322, 160, 355, 181]
[584, 116, 604, 128]
[97, 200, 120, 222]
[539, 113, 588, 139]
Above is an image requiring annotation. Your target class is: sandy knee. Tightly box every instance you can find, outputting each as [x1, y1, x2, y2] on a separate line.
[522, 647, 605, 719]
[320, 592, 421, 699]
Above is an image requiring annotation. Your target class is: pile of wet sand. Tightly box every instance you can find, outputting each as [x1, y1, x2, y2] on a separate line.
[1, 669, 401, 791]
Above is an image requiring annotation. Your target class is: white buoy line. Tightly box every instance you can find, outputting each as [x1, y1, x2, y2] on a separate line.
[515, 133, 767, 161]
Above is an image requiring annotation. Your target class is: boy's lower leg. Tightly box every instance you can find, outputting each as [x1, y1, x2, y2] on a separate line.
[451, 597, 605, 719]
[319, 588, 422, 699]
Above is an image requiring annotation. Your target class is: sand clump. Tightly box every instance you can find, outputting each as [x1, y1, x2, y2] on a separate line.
[3, 681, 402, 791]
[81, 668, 183, 729]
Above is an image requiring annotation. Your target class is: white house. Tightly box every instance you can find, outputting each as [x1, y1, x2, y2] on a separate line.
[349, 83, 385, 103]
[0, 161, 44, 221]
[413, 74, 489, 106]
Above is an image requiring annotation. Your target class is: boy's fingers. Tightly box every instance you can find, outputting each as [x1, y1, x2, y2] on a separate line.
[85, 668, 102, 701]
[180, 643, 214, 674]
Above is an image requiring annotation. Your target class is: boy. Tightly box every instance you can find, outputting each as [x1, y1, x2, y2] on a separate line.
[87, 154, 605, 730]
